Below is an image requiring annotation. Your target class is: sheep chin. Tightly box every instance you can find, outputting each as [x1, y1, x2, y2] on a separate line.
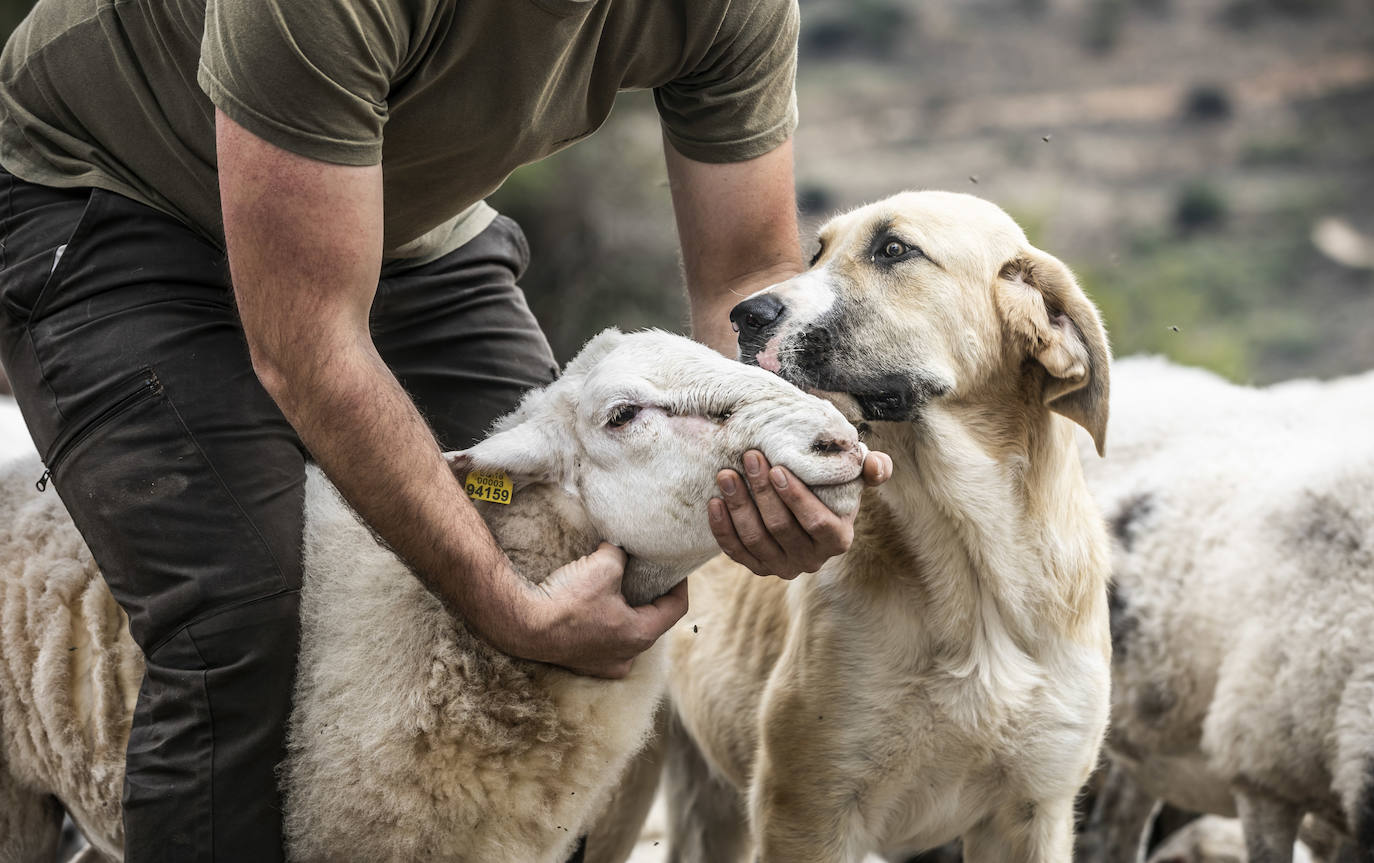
[620, 558, 694, 607]
[811, 476, 865, 519]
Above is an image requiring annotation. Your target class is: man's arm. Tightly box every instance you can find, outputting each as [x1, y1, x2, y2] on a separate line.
[664, 138, 892, 579]
[665, 137, 804, 356]
[217, 110, 685, 677]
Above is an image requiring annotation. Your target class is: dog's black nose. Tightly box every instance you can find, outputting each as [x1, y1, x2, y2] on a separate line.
[730, 294, 786, 336]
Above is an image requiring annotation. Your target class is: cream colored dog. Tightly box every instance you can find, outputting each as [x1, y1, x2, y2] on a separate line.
[661, 192, 1114, 863]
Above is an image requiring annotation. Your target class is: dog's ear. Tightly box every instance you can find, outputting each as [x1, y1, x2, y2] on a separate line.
[996, 248, 1111, 456]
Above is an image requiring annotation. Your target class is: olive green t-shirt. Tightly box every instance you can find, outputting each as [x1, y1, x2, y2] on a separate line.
[0, 0, 798, 260]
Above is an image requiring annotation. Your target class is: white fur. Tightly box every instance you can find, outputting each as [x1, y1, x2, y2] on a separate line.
[659, 193, 1113, 863]
[0, 329, 866, 862]
[0, 396, 37, 460]
[1077, 356, 1374, 862]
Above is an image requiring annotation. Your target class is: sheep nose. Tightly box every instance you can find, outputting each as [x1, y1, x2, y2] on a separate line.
[810, 434, 860, 459]
[730, 294, 786, 337]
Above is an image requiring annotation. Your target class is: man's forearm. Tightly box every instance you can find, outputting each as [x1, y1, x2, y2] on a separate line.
[688, 261, 805, 358]
[664, 137, 805, 358]
[218, 111, 685, 678]
[216, 109, 529, 650]
[257, 340, 529, 641]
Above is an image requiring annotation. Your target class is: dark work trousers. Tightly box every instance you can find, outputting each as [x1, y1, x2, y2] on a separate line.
[0, 170, 559, 862]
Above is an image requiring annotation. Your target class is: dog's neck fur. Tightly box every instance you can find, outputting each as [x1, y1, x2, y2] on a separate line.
[472, 484, 695, 606]
[849, 387, 1108, 695]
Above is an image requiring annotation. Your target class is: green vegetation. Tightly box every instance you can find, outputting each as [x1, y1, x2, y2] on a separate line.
[1239, 135, 1313, 167]
[1077, 186, 1348, 383]
[1172, 181, 1230, 234]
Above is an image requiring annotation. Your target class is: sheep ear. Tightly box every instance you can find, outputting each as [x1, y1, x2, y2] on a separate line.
[443, 423, 563, 491]
[561, 327, 626, 378]
[995, 248, 1111, 456]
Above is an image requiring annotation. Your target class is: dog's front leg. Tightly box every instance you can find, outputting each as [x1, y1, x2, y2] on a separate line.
[961, 797, 1075, 863]
[748, 695, 870, 863]
[750, 759, 865, 863]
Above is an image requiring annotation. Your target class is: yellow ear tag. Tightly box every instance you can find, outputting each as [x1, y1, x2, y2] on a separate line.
[464, 468, 514, 505]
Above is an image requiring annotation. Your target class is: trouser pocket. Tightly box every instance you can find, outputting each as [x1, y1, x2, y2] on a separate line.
[37, 366, 161, 491]
[0, 169, 303, 863]
[0, 176, 103, 323]
[47, 368, 302, 651]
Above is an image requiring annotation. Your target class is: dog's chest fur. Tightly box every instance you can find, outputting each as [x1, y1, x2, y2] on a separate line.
[794, 527, 1107, 848]
[671, 422, 1111, 854]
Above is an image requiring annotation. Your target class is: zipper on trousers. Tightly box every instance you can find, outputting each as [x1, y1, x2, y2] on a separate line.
[37, 368, 163, 492]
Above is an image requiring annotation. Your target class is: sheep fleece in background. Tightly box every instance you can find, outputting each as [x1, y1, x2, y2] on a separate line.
[1078, 356, 1374, 863]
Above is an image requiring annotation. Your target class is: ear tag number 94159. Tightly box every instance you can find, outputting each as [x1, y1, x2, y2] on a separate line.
[465, 469, 513, 505]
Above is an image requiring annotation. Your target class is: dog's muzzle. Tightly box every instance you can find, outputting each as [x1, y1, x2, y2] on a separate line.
[731, 293, 785, 352]
[730, 294, 785, 336]
[731, 295, 941, 424]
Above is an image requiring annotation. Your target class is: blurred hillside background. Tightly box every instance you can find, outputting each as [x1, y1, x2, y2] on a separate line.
[493, 0, 1374, 384]
[3, 0, 1369, 383]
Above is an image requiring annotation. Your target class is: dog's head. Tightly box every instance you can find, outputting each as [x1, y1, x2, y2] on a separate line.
[733, 191, 1110, 455]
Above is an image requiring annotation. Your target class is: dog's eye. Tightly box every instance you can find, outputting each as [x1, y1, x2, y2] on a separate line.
[607, 404, 641, 428]
[809, 247, 823, 267]
[881, 240, 909, 258]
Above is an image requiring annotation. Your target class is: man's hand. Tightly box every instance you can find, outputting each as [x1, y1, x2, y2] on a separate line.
[504, 543, 689, 678]
[708, 449, 893, 578]
[662, 136, 892, 577]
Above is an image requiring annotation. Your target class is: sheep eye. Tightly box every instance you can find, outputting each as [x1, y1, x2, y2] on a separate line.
[881, 240, 908, 258]
[711, 409, 733, 423]
[607, 404, 641, 428]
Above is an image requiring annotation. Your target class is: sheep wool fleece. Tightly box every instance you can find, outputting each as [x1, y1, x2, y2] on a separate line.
[0, 0, 800, 260]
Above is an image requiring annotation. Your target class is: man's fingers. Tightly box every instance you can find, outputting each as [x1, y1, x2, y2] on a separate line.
[631, 576, 689, 642]
[739, 452, 812, 566]
[717, 467, 788, 569]
[563, 541, 627, 592]
[767, 465, 854, 557]
[862, 450, 893, 487]
[530, 543, 688, 678]
[587, 541, 629, 570]
[708, 495, 769, 574]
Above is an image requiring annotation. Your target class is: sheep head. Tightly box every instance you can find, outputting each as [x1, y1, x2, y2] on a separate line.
[445, 329, 866, 596]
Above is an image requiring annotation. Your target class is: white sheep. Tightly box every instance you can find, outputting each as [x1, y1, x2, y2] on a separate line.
[0, 396, 37, 461]
[0, 328, 867, 863]
[1143, 816, 1316, 863]
[1076, 356, 1374, 863]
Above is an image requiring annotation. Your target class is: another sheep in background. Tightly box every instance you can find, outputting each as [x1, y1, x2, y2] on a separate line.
[1077, 356, 1374, 863]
